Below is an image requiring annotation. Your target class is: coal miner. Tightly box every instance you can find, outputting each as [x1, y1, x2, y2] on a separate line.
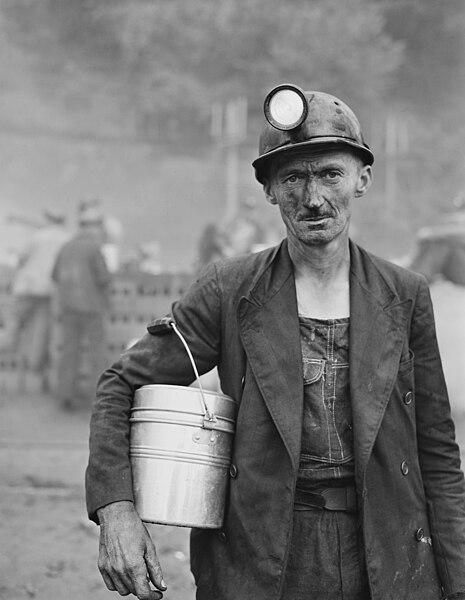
[86, 84, 465, 600]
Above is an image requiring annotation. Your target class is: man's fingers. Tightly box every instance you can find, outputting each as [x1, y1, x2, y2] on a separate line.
[100, 570, 117, 592]
[146, 583, 164, 600]
[98, 554, 135, 596]
[145, 544, 167, 592]
[130, 561, 163, 599]
[114, 569, 137, 596]
[100, 560, 163, 600]
[101, 569, 131, 596]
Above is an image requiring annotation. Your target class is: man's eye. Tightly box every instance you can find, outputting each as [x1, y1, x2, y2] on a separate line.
[323, 170, 341, 180]
[285, 174, 301, 183]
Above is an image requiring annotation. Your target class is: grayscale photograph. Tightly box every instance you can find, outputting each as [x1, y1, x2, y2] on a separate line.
[0, 1, 464, 599]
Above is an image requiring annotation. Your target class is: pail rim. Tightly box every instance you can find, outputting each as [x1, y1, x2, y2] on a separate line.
[136, 384, 235, 403]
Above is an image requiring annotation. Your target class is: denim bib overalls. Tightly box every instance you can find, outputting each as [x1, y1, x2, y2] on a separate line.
[281, 317, 370, 600]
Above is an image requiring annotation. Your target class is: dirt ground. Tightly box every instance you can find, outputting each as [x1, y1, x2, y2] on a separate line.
[0, 389, 196, 600]
[0, 280, 464, 600]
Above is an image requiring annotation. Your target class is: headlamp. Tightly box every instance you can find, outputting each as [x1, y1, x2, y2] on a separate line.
[263, 84, 308, 131]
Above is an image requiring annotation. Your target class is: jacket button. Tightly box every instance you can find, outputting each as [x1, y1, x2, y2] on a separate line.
[218, 531, 227, 543]
[401, 461, 409, 475]
[415, 528, 425, 541]
[404, 391, 413, 405]
[229, 464, 238, 478]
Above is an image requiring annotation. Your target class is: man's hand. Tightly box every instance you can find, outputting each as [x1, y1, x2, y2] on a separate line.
[97, 501, 167, 600]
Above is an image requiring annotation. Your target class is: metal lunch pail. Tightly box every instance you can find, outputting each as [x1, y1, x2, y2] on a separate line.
[129, 321, 236, 529]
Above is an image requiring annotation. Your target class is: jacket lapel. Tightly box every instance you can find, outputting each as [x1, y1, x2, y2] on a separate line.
[238, 242, 303, 472]
[349, 243, 413, 478]
[237, 240, 413, 479]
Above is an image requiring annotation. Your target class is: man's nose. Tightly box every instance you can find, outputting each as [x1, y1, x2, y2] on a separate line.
[303, 180, 324, 208]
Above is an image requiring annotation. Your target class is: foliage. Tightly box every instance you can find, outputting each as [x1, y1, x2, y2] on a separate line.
[376, 0, 465, 111]
[89, 0, 404, 138]
[0, 0, 463, 230]
[0, 0, 404, 143]
[377, 0, 465, 201]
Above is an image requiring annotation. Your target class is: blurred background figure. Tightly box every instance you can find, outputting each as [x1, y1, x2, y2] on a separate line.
[196, 222, 228, 268]
[101, 213, 124, 274]
[118, 240, 162, 277]
[0, 209, 69, 391]
[137, 241, 162, 275]
[195, 196, 272, 270]
[408, 191, 465, 285]
[222, 214, 263, 258]
[51, 199, 112, 411]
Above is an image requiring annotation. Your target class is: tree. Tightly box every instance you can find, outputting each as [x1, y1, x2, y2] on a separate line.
[0, 0, 404, 144]
[86, 0, 404, 140]
[375, 0, 465, 205]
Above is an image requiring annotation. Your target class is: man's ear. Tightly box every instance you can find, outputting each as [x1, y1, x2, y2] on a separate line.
[354, 165, 373, 198]
[263, 179, 278, 205]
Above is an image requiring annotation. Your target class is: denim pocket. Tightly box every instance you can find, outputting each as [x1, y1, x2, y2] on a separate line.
[302, 359, 325, 385]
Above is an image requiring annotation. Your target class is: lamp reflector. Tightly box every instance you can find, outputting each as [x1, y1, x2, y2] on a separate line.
[264, 85, 307, 130]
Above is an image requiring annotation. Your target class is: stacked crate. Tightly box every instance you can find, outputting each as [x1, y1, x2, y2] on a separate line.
[0, 268, 194, 394]
[106, 270, 194, 357]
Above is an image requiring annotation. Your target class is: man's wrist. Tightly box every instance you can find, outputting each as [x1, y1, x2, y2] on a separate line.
[97, 500, 135, 524]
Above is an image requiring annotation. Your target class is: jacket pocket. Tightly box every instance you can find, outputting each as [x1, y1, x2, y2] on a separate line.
[398, 349, 414, 376]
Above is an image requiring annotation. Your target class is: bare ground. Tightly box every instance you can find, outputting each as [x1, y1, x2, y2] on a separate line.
[0, 391, 196, 600]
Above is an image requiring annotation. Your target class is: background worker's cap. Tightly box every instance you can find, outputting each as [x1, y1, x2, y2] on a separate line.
[78, 198, 103, 225]
[252, 84, 374, 184]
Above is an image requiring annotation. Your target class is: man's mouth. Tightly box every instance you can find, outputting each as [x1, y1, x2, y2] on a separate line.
[301, 213, 332, 222]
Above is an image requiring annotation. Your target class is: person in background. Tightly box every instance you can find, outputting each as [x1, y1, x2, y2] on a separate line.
[0, 209, 69, 391]
[137, 241, 162, 275]
[86, 85, 465, 600]
[409, 191, 465, 285]
[52, 200, 112, 410]
[101, 214, 124, 274]
[196, 211, 263, 270]
[196, 222, 229, 269]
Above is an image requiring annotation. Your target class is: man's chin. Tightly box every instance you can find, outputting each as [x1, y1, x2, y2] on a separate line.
[293, 226, 344, 246]
[298, 233, 333, 246]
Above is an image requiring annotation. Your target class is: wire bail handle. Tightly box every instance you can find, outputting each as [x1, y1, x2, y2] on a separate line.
[169, 320, 217, 428]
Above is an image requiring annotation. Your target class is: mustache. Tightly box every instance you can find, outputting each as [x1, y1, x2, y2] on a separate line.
[299, 207, 335, 219]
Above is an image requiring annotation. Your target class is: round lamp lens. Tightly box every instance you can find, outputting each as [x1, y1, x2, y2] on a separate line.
[268, 88, 306, 129]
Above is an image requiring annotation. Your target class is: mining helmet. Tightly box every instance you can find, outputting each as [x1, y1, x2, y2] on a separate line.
[252, 84, 374, 184]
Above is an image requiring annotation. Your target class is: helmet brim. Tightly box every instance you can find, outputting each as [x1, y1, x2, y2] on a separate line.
[252, 137, 374, 184]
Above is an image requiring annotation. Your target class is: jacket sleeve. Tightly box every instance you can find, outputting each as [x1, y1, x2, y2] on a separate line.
[412, 277, 465, 596]
[85, 262, 222, 523]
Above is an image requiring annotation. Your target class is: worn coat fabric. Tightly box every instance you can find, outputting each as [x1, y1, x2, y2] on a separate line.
[86, 240, 465, 600]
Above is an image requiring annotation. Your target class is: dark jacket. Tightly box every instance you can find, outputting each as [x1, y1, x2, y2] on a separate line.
[52, 231, 111, 314]
[86, 240, 465, 600]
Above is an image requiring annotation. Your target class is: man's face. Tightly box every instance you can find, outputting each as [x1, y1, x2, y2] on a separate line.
[263, 148, 372, 247]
